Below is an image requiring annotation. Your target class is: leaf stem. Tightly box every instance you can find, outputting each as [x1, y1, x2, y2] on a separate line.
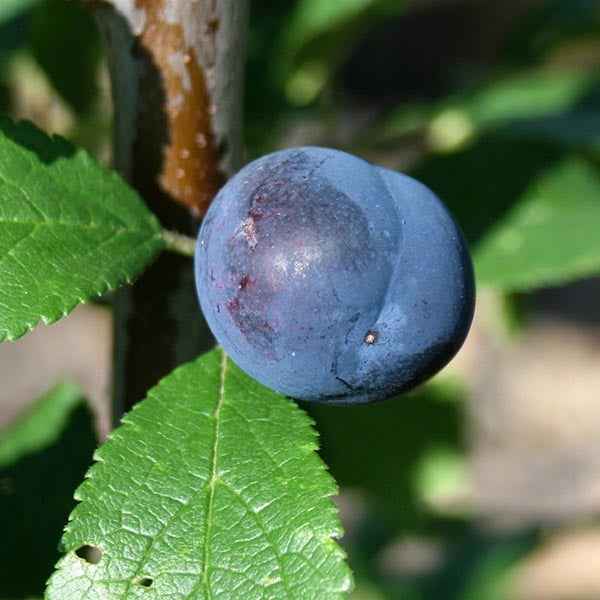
[162, 230, 197, 258]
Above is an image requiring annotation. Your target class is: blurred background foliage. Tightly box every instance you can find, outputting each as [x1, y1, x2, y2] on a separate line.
[2, 0, 600, 598]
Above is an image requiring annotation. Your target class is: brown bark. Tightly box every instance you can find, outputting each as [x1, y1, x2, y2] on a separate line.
[88, 1, 249, 420]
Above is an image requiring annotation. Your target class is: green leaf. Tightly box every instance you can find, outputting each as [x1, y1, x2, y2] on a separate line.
[0, 380, 82, 468]
[421, 529, 537, 600]
[279, 0, 406, 105]
[283, 0, 405, 56]
[409, 134, 565, 256]
[308, 380, 464, 525]
[370, 70, 595, 151]
[503, 0, 599, 65]
[474, 159, 600, 290]
[0, 0, 41, 25]
[0, 381, 97, 598]
[459, 70, 593, 128]
[46, 350, 352, 600]
[410, 135, 600, 291]
[508, 109, 600, 149]
[0, 117, 164, 342]
[285, 0, 376, 54]
[454, 533, 537, 600]
[29, 0, 102, 114]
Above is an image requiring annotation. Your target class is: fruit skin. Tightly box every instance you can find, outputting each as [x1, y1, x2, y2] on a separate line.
[195, 146, 474, 404]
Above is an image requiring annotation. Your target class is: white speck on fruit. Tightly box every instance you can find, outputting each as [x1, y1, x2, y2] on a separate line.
[364, 332, 377, 344]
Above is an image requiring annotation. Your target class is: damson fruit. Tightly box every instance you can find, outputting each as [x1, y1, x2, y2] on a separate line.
[195, 147, 475, 404]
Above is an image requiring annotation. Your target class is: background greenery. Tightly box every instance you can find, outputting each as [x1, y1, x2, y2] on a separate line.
[2, 0, 600, 598]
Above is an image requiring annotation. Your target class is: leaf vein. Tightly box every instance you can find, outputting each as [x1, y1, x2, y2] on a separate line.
[196, 348, 228, 600]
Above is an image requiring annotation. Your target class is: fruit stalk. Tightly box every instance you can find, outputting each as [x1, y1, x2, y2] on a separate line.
[89, 0, 249, 423]
[162, 230, 197, 258]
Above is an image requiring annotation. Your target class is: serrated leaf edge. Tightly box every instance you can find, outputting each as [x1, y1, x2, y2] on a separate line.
[0, 117, 166, 342]
[47, 350, 353, 599]
[0, 234, 162, 343]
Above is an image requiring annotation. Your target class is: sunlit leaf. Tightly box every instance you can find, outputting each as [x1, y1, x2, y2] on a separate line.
[0, 117, 163, 342]
[47, 350, 352, 600]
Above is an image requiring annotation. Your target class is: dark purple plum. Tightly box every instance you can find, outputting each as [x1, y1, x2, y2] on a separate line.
[195, 147, 474, 404]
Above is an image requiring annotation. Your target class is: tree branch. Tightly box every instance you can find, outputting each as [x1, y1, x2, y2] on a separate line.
[90, 0, 249, 422]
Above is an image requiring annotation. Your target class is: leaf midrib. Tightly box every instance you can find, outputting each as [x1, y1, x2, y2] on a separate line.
[199, 348, 227, 600]
[190, 352, 296, 600]
[116, 352, 228, 600]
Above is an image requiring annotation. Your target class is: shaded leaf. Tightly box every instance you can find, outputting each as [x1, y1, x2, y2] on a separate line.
[0, 117, 163, 342]
[474, 159, 600, 290]
[29, 0, 102, 114]
[413, 137, 600, 291]
[0, 13, 30, 59]
[279, 0, 406, 105]
[369, 70, 596, 150]
[0, 0, 41, 25]
[244, 1, 296, 156]
[0, 380, 82, 469]
[410, 135, 564, 248]
[419, 529, 537, 600]
[284, 0, 375, 58]
[47, 349, 352, 600]
[507, 109, 600, 148]
[307, 381, 464, 525]
[503, 0, 600, 65]
[0, 381, 97, 598]
[454, 71, 593, 127]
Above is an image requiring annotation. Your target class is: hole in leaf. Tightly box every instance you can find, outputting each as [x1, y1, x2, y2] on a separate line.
[135, 576, 154, 588]
[74, 544, 102, 564]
